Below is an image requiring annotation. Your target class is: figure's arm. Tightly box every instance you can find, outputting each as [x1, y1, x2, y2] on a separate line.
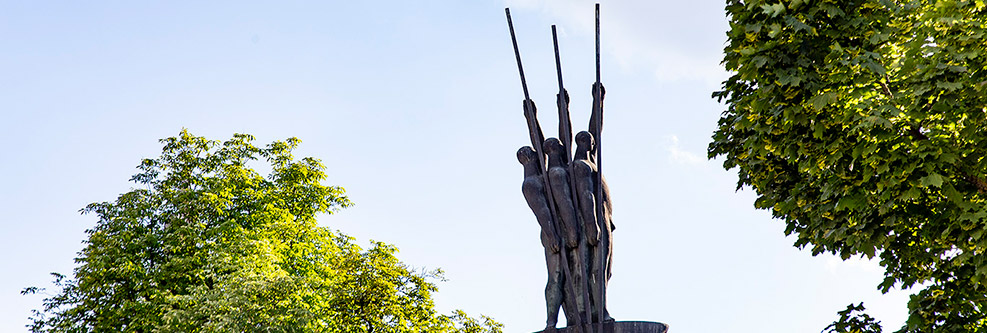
[524, 181, 560, 252]
[601, 174, 614, 231]
[524, 100, 545, 161]
[588, 83, 605, 158]
[535, 204, 560, 253]
[549, 168, 580, 248]
[572, 162, 600, 246]
[541, 228, 560, 253]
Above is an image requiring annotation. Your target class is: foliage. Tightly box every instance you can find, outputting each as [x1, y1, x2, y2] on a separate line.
[824, 303, 884, 333]
[710, 0, 987, 331]
[24, 130, 501, 333]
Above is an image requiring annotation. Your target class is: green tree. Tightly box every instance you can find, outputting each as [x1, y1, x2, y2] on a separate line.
[24, 130, 502, 333]
[710, 0, 987, 331]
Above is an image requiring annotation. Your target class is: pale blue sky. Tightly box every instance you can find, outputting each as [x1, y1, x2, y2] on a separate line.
[2, 1, 912, 332]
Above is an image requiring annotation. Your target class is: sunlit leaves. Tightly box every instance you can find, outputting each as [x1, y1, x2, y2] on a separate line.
[26, 131, 500, 333]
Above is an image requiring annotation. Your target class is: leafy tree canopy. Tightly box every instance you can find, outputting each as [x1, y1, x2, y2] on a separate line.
[710, 0, 987, 331]
[24, 130, 502, 333]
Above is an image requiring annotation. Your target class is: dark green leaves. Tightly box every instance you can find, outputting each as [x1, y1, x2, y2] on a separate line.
[713, 0, 987, 331]
[810, 92, 839, 110]
[760, 3, 786, 17]
[919, 174, 945, 188]
[823, 303, 883, 333]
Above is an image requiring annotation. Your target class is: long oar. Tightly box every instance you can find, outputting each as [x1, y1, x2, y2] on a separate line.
[553, 25, 573, 161]
[507, 8, 585, 332]
[553, 24, 594, 329]
[590, 4, 608, 332]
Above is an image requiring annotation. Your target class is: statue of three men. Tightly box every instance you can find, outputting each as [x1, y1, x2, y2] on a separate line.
[519, 129, 614, 330]
[506, 5, 615, 330]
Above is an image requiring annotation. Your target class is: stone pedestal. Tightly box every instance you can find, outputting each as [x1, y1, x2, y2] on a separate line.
[534, 321, 668, 333]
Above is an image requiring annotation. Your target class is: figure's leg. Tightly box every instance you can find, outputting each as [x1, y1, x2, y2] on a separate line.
[601, 224, 613, 321]
[606, 227, 613, 281]
[579, 240, 594, 325]
[586, 242, 602, 324]
[561, 278, 576, 327]
[565, 244, 589, 327]
[586, 217, 614, 324]
[545, 249, 564, 330]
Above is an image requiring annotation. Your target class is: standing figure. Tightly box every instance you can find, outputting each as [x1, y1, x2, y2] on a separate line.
[571, 131, 614, 322]
[544, 138, 590, 325]
[517, 146, 566, 330]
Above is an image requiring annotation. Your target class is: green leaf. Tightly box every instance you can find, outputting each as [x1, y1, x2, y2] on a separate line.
[836, 195, 864, 211]
[936, 81, 963, 91]
[785, 16, 815, 34]
[809, 92, 838, 110]
[753, 56, 770, 68]
[920, 174, 944, 188]
[768, 23, 782, 38]
[777, 71, 804, 86]
[760, 3, 786, 17]
[863, 61, 886, 76]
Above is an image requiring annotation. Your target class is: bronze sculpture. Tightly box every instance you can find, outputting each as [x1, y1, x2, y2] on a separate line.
[507, 4, 667, 333]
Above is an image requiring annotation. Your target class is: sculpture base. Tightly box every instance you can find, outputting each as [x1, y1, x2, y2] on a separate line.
[534, 321, 668, 333]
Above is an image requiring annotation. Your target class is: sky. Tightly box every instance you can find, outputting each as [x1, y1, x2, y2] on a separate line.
[1, 1, 915, 332]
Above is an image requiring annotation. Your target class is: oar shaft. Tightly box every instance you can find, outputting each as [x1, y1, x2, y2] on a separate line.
[506, 8, 530, 101]
[593, 4, 607, 332]
[595, 4, 601, 83]
[552, 25, 573, 163]
[508, 9, 585, 330]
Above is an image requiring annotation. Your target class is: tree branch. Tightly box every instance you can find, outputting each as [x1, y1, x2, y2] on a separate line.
[962, 173, 987, 194]
[908, 125, 928, 141]
[879, 77, 894, 99]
